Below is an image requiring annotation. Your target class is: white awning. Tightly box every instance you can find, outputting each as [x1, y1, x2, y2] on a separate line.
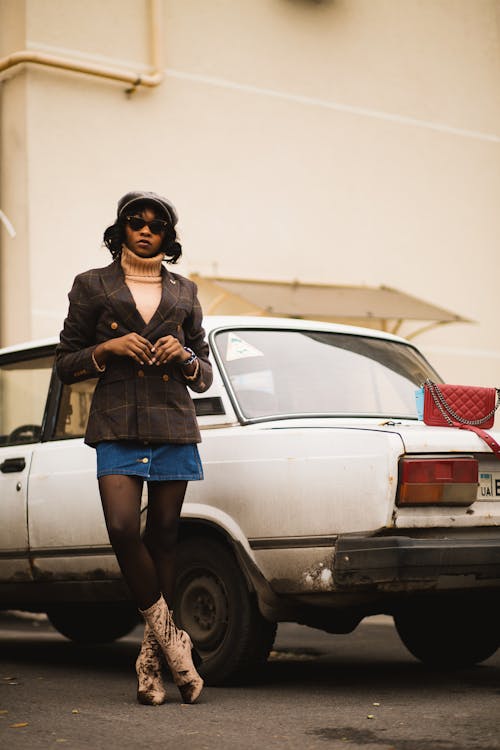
[190, 274, 473, 339]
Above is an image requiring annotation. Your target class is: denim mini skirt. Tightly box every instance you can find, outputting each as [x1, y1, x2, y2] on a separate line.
[96, 441, 204, 481]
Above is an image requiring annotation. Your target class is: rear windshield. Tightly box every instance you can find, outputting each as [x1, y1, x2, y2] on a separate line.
[214, 329, 437, 420]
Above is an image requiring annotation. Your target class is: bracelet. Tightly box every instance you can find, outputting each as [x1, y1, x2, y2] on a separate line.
[183, 358, 200, 381]
[92, 350, 106, 373]
[181, 347, 197, 367]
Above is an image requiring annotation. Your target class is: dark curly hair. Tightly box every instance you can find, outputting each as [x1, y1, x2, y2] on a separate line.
[103, 200, 182, 263]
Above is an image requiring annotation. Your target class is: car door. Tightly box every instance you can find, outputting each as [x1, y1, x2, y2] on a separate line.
[0, 349, 54, 581]
[26, 374, 124, 580]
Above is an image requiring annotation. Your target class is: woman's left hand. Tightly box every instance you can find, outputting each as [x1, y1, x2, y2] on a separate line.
[151, 335, 191, 365]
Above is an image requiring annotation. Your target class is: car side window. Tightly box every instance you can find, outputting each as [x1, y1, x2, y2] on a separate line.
[54, 380, 98, 439]
[0, 355, 54, 446]
[52, 382, 226, 440]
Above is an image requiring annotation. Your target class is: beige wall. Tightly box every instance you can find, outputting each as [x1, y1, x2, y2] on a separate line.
[1, 0, 500, 385]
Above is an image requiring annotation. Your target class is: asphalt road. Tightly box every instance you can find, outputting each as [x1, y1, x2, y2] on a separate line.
[0, 612, 499, 750]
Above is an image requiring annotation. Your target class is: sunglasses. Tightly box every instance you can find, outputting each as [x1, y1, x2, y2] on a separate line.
[125, 216, 169, 234]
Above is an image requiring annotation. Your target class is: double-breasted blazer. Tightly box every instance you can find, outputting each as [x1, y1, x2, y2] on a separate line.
[56, 259, 213, 447]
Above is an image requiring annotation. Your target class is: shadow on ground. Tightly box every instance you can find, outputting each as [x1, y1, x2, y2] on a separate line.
[1, 613, 498, 695]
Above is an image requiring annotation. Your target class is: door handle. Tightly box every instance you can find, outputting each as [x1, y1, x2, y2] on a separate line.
[0, 457, 26, 473]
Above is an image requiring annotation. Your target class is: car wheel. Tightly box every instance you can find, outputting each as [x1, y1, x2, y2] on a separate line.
[47, 603, 139, 643]
[173, 536, 277, 685]
[394, 597, 499, 668]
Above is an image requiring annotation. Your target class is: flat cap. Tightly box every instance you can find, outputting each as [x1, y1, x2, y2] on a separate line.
[117, 191, 178, 227]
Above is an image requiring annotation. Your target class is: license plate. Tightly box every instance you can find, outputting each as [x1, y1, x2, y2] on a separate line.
[478, 472, 500, 500]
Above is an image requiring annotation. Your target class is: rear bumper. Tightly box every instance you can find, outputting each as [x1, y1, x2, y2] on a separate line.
[334, 535, 500, 590]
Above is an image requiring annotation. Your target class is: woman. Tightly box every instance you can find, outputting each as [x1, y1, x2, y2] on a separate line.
[56, 191, 213, 706]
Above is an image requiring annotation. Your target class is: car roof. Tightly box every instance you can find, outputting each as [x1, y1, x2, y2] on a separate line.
[0, 337, 59, 357]
[205, 315, 410, 343]
[0, 315, 413, 358]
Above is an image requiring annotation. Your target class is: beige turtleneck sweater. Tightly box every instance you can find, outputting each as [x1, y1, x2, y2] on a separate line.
[121, 245, 164, 325]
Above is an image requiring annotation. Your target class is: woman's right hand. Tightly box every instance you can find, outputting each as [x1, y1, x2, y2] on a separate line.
[94, 334, 154, 367]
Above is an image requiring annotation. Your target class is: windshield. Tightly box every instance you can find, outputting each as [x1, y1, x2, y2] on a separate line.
[214, 328, 437, 420]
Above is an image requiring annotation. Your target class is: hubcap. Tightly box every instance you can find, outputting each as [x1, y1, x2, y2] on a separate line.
[178, 571, 229, 651]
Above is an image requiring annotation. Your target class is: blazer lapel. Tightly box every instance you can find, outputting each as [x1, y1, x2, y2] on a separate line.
[100, 260, 146, 332]
[142, 267, 181, 339]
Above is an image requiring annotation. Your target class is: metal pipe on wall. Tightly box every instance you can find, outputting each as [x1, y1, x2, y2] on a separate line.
[0, 0, 164, 91]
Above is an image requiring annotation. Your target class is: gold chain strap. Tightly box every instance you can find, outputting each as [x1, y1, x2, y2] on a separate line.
[425, 379, 500, 426]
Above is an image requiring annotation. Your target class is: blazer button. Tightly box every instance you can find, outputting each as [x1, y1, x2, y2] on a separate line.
[162, 374, 169, 382]
[110, 321, 118, 330]
[137, 370, 145, 377]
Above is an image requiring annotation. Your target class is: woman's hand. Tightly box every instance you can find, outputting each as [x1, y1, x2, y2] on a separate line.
[94, 334, 154, 366]
[151, 335, 190, 365]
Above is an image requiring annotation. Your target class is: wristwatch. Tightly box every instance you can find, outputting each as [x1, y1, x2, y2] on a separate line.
[182, 347, 197, 367]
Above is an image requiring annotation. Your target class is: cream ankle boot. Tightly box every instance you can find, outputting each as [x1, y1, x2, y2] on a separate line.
[135, 621, 167, 705]
[140, 595, 203, 704]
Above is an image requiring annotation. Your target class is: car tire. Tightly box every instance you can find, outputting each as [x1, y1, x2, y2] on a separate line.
[173, 535, 277, 685]
[394, 597, 499, 668]
[47, 603, 139, 644]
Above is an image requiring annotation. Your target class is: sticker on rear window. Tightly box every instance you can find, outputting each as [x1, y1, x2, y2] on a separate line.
[226, 333, 264, 361]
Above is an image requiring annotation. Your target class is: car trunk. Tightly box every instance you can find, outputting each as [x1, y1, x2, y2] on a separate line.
[386, 421, 500, 530]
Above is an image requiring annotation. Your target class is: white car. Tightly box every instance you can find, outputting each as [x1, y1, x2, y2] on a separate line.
[1, 317, 500, 683]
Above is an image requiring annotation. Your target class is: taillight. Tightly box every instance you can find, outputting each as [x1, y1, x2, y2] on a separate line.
[397, 456, 478, 506]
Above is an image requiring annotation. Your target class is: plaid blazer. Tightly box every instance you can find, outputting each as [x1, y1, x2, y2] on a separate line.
[56, 259, 213, 447]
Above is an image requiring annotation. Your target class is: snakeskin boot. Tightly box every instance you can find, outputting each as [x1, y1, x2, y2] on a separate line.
[140, 595, 203, 704]
[135, 621, 167, 705]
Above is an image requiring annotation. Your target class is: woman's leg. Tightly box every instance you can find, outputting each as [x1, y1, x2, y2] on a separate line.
[99, 474, 171, 705]
[139, 480, 203, 703]
[98, 474, 161, 610]
[143, 480, 187, 602]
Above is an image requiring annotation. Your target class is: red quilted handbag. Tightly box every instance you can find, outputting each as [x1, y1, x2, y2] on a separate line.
[423, 380, 499, 429]
[423, 380, 500, 458]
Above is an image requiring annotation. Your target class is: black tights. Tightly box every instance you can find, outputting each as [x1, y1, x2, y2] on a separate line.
[98, 475, 187, 610]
